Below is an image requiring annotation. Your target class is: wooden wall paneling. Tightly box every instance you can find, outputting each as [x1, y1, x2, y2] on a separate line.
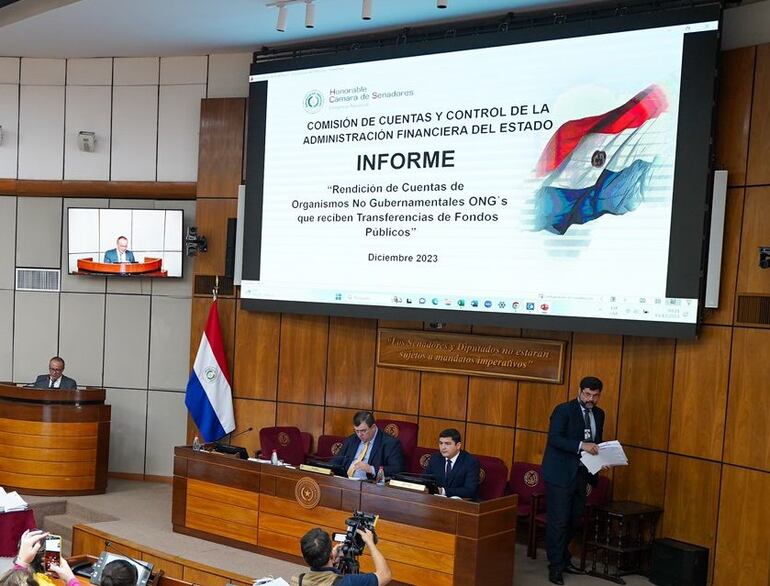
[325, 317, 376, 408]
[374, 366, 420, 415]
[419, 372, 468, 420]
[193, 197, 237, 277]
[190, 297, 236, 375]
[464, 423, 515, 465]
[661, 455, 720, 581]
[323, 406, 359, 436]
[277, 314, 329, 405]
[233, 307, 280, 400]
[378, 319, 422, 330]
[517, 330, 572, 432]
[233, 398, 276, 456]
[276, 402, 324, 450]
[713, 465, 770, 586]
[375, 411, 418, 424]
[746, 44, 770, 185]
[669, 326, 731, 460]
[417, 417, 466, 449]
[569, 332, 623, 440]
[724, 327, 770, 471]
[196, 98, 246, 197]
[513, 429, 547, 465]
[617, 337, 675, 451]
[611, 446, 667, 508]
[716, 47, 755, 186]
[736, 187, 770, 295]
[467, 377, 517, 427]
[470, 324, 522, 337]
[703, 188, 745, 326]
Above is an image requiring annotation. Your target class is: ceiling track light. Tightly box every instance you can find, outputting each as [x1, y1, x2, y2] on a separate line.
[437, 0, 448, 7]
[305, 0, 315, 28]
[276, 3, 287, 32]
[362, 0, 372, 20]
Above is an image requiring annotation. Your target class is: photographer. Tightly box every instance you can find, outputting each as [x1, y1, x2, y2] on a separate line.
[293, 528, 391, 586]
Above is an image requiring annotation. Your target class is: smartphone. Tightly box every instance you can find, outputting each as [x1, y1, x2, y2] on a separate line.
[332, 532, 347, 543]
[44, 535, 62, 570]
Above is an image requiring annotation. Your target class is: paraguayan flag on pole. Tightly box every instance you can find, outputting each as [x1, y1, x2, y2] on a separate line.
[185, 300, 236, 442]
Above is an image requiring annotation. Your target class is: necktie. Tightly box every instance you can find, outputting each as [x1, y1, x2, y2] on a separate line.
[584, 408, 593, 441]
[347, 441, 370, 478]
[445, 458, 452, 480]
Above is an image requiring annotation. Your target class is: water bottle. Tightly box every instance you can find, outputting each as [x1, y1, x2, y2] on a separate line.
[192, 436, 201, 451]
[271, 449, 279, 465]
[375, 466, 385, 485]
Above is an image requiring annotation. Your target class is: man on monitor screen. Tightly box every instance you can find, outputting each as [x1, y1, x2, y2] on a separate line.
[103, 236, 136, 263]
[331, 411, 403, 480]
[33, 356, 77, 389]
[425, 428, 480, 500]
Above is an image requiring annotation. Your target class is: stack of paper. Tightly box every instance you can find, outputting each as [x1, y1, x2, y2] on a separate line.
[0, 487, 29, 512]
[580, 440, 628, 475]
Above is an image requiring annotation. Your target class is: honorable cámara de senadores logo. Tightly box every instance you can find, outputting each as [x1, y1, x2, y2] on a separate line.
[304, 90, 324, 113]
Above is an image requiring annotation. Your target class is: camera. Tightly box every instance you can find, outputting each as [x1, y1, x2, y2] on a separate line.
[335, 511, 379, 574]
[760, 247, 770, 269]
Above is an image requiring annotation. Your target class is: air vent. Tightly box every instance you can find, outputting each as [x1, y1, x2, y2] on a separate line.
[16, 268, 60, 292]
[194, 275, 234, 296]
[736, 295, 770, 326]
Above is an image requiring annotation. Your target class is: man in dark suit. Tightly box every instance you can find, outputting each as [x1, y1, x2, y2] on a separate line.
[425, 428, 480, 500]
[331, 411, 404, 480]
[103, 236, 136, 263]
[34, 356, 77, 389]
[541, 376, 605, 585]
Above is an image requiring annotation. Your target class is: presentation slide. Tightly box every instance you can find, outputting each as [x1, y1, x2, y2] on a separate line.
[242, 20, 718, 328]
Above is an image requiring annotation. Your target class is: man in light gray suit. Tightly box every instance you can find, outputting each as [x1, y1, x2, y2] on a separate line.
[34, 356, 77, 389]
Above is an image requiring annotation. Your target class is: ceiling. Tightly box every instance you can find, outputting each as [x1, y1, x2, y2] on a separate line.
[0, 0, 595, 58]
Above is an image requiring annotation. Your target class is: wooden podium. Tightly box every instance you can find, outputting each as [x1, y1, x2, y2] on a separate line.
[76, 257, 167, 277]
[0, 383, 110, 495]
[172, 447, 517, 586]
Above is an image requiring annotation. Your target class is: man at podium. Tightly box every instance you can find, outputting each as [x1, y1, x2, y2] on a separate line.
[33, 356, 77, 389]
[103, 236, 136, 263]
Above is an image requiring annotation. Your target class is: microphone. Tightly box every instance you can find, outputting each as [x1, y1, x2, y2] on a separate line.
[218, 426, 253, 447]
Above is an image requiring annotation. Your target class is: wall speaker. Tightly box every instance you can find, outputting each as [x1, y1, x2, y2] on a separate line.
[649, 538, 708, 586]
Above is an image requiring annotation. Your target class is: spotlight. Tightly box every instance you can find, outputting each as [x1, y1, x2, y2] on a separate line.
[305, 0, 315, 28]
[437, 0, 448, 7]
[362, 0, 372, 20]
[276, 3, 287, 32]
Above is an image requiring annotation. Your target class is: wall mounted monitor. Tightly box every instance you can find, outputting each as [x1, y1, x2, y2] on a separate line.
[68, 208, 184, 278]
[241, 6, 721, 337]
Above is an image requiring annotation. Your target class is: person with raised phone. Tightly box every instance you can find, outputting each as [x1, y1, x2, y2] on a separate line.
[6, 529, 79, 586]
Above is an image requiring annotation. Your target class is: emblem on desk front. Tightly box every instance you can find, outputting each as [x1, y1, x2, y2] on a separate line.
[295, 477, 321, 509]
[524, 470, 539, 487]
[278, 432, 291, 446]
[384, 423, 400, 437]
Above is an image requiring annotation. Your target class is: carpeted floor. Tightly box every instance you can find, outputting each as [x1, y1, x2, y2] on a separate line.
[6, 479, 651, 585]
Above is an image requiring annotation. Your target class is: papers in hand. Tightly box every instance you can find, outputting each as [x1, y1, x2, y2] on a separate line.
[0, 487, 29, 512]
[580, 441, 628, 475]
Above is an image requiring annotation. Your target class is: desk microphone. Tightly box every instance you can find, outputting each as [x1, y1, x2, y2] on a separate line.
[218, 426, 253, 447]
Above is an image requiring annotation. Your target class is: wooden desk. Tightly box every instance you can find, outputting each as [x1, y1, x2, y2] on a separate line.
[172, 447, 517, 586]
[0, 383, 110, 495]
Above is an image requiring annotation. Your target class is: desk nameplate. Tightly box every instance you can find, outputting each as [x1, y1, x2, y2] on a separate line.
[377, 329, 565, 383]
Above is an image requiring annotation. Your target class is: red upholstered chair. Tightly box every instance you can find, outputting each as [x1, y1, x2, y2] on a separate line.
[377, 418, 418, 462]
[508, 462, 546, 554]
[410, 446, 439, 474]
[258, 426, 307, 466]
[529, 475, 612, 568]
[314, 434, 347, 460]
[476, 455, 509, 500]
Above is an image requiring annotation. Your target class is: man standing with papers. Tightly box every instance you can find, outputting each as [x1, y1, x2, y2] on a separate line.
[541, 376, 605, 585]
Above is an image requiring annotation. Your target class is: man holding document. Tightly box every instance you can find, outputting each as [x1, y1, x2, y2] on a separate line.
[541, 376, 606, 585]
